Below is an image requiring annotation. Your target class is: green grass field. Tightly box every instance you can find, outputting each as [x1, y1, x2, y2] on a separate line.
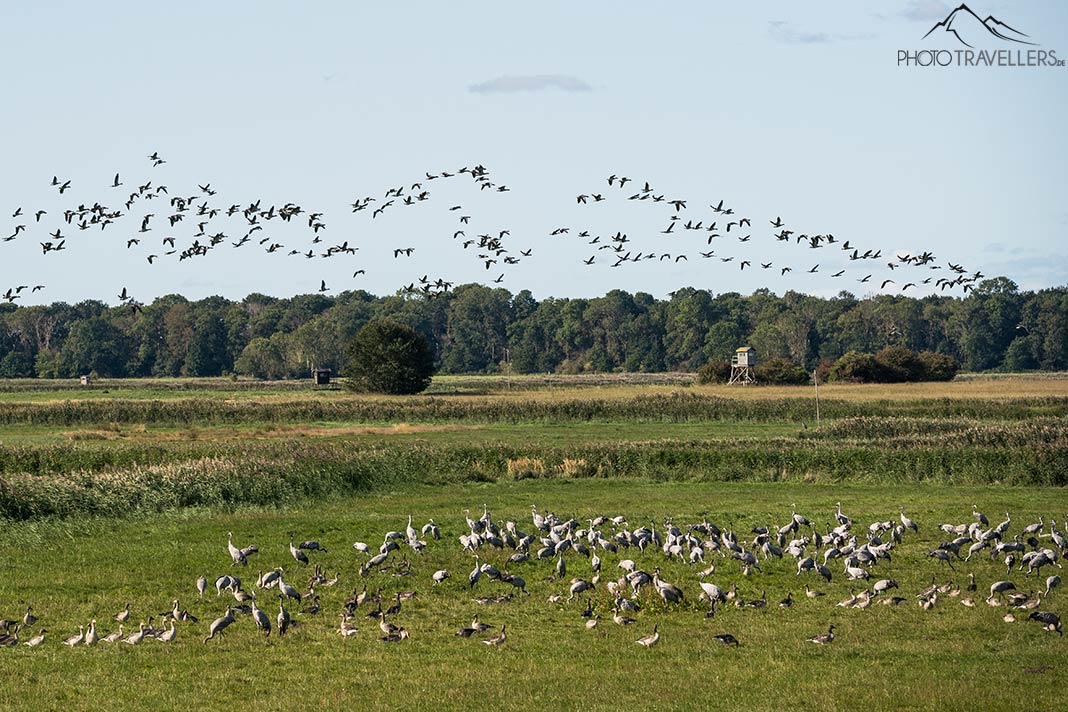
[1, 376, 1066, 710]
[2, 481, 1066, 711]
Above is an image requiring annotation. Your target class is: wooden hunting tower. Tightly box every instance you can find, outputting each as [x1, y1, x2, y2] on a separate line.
[729, 346, 756, 385]
[312, 368, 332, 386]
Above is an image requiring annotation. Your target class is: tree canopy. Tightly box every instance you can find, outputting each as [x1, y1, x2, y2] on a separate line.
[0, 279, 1063, 378]
[343, 319, 435, 394]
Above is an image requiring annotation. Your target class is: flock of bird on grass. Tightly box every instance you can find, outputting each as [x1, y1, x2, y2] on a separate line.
[2, 152, 986, 307]
[2, 502, 1063, 650]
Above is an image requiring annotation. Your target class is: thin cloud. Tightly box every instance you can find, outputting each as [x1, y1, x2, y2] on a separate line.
[900, 0, 951, 22]
[768, 21, 873, 44]
[469, 74, 594, 94]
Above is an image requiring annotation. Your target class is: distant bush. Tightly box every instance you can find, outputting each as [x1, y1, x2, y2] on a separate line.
[755, 358, 810, 385]
[831, 348, 959, 383]
[697, 360, 731, 384]
[874, 345, 925, 383]
[813, 360, 835, 384]
[829, 351, 886, 383]
[917, 351, 960, 381]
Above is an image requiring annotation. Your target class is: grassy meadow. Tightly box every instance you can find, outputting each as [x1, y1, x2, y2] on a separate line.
[1, 374, 1067, 710]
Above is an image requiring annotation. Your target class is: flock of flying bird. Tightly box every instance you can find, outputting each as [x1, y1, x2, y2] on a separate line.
[2, 502, 1063, 650]
[2, 153, 987, 307]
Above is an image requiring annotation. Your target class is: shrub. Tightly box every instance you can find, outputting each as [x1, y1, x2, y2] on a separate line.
[917, 351, 960, 381]
[344, 320, 435, 395]
[754, 358, 809, 385]
[813, 359, 835, 384]
[829, 351, 885, 383]
[697, 360, 731, 384]
[874, 346, 925, 383]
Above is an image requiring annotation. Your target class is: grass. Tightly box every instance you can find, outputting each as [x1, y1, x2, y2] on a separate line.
[1, 375, 1066, 708]
[1, 480, 1066, 711]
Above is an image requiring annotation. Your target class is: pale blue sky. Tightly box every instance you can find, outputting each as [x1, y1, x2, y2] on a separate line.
[1, 1, 1065, 305]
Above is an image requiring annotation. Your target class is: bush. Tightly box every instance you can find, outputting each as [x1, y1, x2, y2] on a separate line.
[754, 358, 809, 385]
[874, 345, 925, 383]
[344, 320, 435, 395]
[813, 360, 835, 384]
[697, 360, 731, 384]
[829, 351, 885, 383]
[917, 351, 960, 381]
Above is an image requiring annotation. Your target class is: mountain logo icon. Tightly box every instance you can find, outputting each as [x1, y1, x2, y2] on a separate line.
[922, 4, 1036, 48]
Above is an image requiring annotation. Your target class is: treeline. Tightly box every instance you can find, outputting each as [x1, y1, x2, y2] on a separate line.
[0, 276, 1064, 378]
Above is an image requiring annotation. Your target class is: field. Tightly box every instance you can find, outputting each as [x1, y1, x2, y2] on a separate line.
[1, 375, 1067, 710]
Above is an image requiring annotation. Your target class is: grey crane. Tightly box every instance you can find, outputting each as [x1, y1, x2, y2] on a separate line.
[289, 534, 310, 565]
[1028, 611, 1062, 636]
[1046, 575, 1061, 596]
[277, 596, 291, 636]
[196, 575, 208, 598]
[277, 575, 302, 603]
[250, 597, 271, 637]
[227, 531, 247, 566]
[204, 608, 236, 643]
[899, 507, 918, 533]
[433, 569, 451, 585]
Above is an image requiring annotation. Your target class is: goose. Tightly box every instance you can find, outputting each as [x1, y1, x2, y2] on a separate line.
[123, 623, 147, 645]
[712, 633, 740, 647]
[101, 625, 125, 643]
[379, 628, 410, 643]
[23, 629, 46, 647]
[84, 620, 99, 646]
[779, 592, 793, 608]
[636, 624, 660, 647]
[471, 615, 491, 632]
[64, 625, 85, 647]
[0, 625, 20, 647]
[337, 614, 358, 638]
[22, 606, 37, 627]
[115, 603, 130, 623]
[804, 584, 825, 599]
[377, 612, 401, 637]
[481, 625, 507, 646]
[157, 620, 177, 643]
[612, 607, 637, 626]
[807, 624, 836, 644]
[585, 615, 600, 630]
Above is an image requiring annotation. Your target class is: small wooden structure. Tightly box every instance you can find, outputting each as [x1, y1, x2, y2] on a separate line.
[80, 375, 92, 386]
[312, 368, 332, 386]
[728, 346, 756, 385]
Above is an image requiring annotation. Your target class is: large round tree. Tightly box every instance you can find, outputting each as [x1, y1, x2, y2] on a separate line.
[344, 319, 435, 394]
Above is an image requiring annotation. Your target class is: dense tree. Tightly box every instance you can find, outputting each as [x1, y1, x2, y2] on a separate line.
[1, 278, 1066, 379]
[344, 320, 435, 394]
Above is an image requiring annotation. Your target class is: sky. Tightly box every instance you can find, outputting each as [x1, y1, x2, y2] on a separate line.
[1, 0, 1066, 306]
